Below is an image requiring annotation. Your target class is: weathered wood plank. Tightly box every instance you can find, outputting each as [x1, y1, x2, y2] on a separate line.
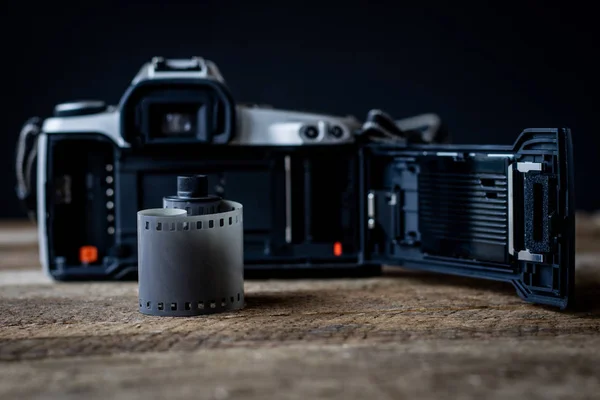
[0, 218, 599, 399]
[1, 337, 599, 400]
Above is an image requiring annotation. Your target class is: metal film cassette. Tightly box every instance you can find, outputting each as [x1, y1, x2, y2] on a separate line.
[137, 186, 244, 316]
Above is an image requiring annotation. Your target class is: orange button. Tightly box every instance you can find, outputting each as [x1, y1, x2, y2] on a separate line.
[333, 242, 342, 257]
[80, 245, 98, 264]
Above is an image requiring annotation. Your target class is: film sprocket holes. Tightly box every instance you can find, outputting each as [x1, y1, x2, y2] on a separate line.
[137, 175, 244, 316]
[16, 56, 576, 309]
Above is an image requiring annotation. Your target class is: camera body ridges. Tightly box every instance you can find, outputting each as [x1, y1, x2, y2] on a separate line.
[30, 57, 575, 309]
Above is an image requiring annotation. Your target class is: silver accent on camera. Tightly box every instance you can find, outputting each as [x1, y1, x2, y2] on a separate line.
[41, 57, 358, 147]
[54, 100, 107, 114]
[37, 133, 50, 277]
[231, 106, 360, 146]
[133, 57, 226, 84]
[367, 192, 375, 230]
[41, 104, 359, 147]
[42, 110, 128, 148]
[284, 155, 292, 243]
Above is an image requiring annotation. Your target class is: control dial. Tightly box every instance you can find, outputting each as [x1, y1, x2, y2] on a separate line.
[53, 100, 107, 117]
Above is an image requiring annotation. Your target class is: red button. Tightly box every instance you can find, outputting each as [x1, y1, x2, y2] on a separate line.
[333, 242, 342, 257]
[80, 246, 98, 264]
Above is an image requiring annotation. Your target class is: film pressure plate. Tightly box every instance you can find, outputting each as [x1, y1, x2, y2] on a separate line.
[137, 175, 244, 316]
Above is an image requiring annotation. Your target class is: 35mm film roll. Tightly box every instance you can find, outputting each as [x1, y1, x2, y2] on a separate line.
[137, 199, 244, 316]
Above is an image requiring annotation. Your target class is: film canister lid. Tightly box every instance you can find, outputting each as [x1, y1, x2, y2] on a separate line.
[163, 175, 221, 214]
[177, 175, 209, 198]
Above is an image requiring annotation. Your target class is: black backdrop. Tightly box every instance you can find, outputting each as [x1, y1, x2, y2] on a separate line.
[2, 1, 597, 217]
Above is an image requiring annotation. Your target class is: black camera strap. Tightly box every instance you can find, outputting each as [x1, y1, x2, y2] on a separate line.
[359, 110, 450, 145]
[15, 117, 42, 222]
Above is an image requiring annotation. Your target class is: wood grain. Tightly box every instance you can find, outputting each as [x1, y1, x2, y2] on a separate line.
[0, 217, 599, 400]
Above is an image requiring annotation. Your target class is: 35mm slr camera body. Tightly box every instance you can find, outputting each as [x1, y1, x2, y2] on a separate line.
[18, 57, 575, 309]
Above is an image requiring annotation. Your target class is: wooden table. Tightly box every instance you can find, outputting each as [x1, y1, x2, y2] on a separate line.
[1, 217, 599, 399]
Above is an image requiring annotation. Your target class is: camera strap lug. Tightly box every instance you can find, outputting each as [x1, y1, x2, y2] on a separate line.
[15, 117, 42, 221]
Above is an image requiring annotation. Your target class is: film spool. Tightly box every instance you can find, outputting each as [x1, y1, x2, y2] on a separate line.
[137, 200, 244, 316]
[163, 175, 222, 215]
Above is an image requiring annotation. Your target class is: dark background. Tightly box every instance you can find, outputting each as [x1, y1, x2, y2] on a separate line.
[2, 1, 597, 217]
